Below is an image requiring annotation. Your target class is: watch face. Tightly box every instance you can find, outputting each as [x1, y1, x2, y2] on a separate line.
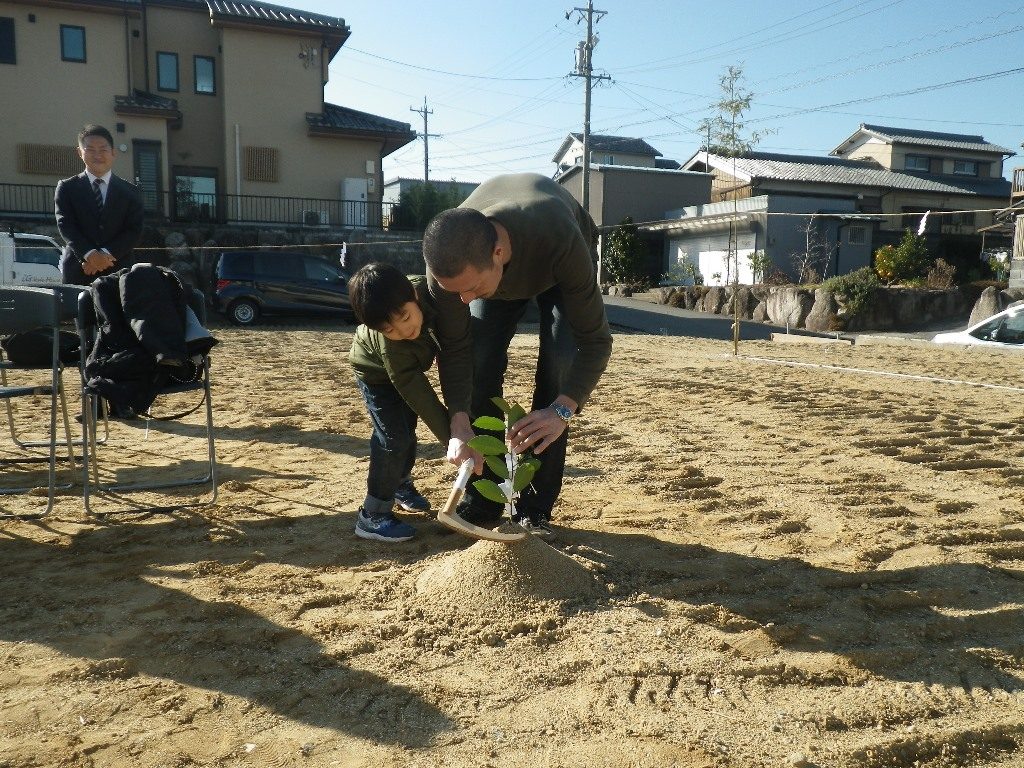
[554, 404, 572, 421]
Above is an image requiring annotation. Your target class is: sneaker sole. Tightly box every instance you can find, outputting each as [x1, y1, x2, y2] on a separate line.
[396, 501, 431, 512]
[354, 527, 414, 543]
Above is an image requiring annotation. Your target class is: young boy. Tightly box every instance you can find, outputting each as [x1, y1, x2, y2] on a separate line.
[347, 262, 449, 543]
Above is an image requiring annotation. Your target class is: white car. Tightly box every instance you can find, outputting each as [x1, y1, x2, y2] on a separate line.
[933, 300, 1024, 348]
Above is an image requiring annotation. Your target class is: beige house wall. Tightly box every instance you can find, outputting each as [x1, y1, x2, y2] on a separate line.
[222, 26, 333, 200]
[0, 2, 135, 184]
[144, 5, 224, 174]
[838, 137, 893, 166]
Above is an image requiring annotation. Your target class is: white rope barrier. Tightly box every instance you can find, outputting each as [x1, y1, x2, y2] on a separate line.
[737, 354, 1024, 393]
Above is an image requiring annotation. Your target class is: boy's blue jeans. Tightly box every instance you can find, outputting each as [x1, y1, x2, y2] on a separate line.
[355, 377, 418, 517]
[463, 284, 576, 519]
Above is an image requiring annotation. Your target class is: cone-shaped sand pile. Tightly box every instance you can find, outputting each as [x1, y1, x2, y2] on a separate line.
[414, 531, 602, 629]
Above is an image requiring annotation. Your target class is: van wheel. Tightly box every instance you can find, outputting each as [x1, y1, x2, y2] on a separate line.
[229, 299, 259, 326]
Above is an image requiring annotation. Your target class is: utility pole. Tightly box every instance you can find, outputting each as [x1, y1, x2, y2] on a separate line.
[410, 97, 439, 182]
[566, 2, 609, 217]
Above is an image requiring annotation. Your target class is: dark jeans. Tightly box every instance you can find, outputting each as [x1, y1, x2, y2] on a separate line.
[356, 377, 417, 517]
[463, 285, 576, 519]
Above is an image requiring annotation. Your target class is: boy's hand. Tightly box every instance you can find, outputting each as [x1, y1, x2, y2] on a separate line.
[448, 412, 483, 474]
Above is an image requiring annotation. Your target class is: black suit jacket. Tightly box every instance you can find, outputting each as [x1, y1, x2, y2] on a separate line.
[55, 171, 145, 285]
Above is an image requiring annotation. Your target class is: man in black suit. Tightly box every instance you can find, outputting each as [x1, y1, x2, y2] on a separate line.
[55, 125, 145, 286]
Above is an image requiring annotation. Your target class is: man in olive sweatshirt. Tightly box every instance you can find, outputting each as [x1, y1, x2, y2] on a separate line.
[348, 263, 449, 543]
[423, 173, 612, 538]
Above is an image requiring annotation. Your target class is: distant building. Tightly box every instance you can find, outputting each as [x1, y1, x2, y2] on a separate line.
[382, 178, 479, 207]
[552, 133, 664, 178]
[651, 124, 1016, 285]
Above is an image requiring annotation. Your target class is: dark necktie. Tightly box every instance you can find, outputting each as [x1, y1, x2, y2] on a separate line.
[92, 178, 104, 212]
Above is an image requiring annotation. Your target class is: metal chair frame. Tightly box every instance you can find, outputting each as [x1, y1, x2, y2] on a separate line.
[0, 286, 78, 518]
[77, 287, 218, 515]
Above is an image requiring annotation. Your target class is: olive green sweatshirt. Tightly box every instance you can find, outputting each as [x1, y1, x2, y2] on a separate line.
[348, 277, 450, 444]
[426, 173, 612, 415]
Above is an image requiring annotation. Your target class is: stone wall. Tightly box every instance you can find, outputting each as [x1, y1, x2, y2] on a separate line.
[652, 284, 973, 332]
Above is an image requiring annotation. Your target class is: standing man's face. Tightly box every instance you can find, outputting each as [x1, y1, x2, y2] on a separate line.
[78, 136, 116, 177]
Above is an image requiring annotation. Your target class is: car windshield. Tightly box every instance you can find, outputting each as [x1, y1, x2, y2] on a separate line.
[970, 309, 1024, 344]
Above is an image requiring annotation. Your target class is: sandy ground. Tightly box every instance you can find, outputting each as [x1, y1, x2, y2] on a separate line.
[2, 321, 1024, 768]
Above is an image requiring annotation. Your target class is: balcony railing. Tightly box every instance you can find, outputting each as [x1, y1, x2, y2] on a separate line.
[0, 183, 406, 230]
[1013, 167, 1024, 201]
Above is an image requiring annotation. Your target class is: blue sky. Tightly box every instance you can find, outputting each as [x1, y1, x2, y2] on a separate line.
[300, 0, 1024, 183]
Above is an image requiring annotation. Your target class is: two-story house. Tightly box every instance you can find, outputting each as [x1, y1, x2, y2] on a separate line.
[0, 0, 416, 227]
[648, 124, 1015, 285]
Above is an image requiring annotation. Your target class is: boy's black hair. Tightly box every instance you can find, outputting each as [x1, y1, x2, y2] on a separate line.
[77, 124, 114, 149]
[347, 262, 417, 330]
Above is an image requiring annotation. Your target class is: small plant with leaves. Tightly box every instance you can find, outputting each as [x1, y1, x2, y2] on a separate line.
[466, 397, 542, 520]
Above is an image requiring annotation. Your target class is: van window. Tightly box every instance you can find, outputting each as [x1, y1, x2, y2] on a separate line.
[254, 253, 303, 279]
[303, 257, 341, 281]
[14, 238, 60, 267]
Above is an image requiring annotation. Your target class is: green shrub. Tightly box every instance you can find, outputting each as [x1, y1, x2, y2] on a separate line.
[823, 267, 880, 318]
[874, 230, 930, 284]
[604, 217, 650, 288]
[662, 260, 703, 286]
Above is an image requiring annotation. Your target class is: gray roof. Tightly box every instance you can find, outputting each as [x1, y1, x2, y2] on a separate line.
[114, 90, 181, 120]
[552, 133, 661, 162]
[206, 0, 349, 32]
[695, 151, 1011, 198]
[833, 123, 1016, 156]
[306, 103, 416, 156]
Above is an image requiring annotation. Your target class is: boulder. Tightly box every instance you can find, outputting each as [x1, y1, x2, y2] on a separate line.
[804, 288, 840, 332]
[968, 286, 1001, 327]
[751, 300, 768, 323]
[765, 286, 813, 328]
[702, 286, 725, 314]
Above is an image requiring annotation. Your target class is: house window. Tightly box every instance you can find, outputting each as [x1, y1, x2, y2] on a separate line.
[904, 155, 930, 172]
[603, 154, 615, 164]
[173, 168, 217, 221]
[194, 55, 215, 95]
[952, 160, 978, 176]
[848, 225, 866, 245]
[157, 51, 178, 91]
[951, 211, 976, 227]
[244, 146, 279, 182]
[0, 17, 15, 64]
[60, 25, 85, 62]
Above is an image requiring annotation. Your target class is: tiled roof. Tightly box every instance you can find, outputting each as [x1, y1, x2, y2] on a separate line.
[700, 151, 1011, 198]
[307, 103, 416, 156]
[553, 133, 661, 162]
[114, 90, 181, 119]
[206, 1, 349, 32]
[834, 123, 1016, 156]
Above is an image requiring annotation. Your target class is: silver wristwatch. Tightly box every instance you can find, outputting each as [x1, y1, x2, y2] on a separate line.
[552, 403, 573, 423]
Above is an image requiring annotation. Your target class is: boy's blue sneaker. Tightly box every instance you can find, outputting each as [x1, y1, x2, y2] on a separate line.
[394, 483, 431, 513]
[354, 508, 416, 542]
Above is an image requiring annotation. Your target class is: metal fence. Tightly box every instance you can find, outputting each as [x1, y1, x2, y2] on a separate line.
[0, 182, 405, 230]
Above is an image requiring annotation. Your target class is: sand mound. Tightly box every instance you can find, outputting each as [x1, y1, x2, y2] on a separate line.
[412, 531, 603, 632]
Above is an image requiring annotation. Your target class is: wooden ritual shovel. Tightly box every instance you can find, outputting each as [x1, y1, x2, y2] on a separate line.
[437, 460, 526, 543]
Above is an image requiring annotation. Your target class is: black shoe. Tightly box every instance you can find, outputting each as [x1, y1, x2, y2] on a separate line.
[109, 404, 138, 420]
[513, 511, 556, 540]
[455, 498, 503, 527]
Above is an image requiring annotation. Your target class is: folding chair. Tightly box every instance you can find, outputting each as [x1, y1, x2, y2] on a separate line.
[77, 286, 218, 515]
[0, 286, 78, 518]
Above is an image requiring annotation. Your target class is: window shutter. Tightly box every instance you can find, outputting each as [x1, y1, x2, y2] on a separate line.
[17, 144, 80, 176]
[244, 147, 279, 182]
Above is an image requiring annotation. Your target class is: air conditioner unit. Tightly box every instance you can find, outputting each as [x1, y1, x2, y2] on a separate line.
[302, 209, 329, 227]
